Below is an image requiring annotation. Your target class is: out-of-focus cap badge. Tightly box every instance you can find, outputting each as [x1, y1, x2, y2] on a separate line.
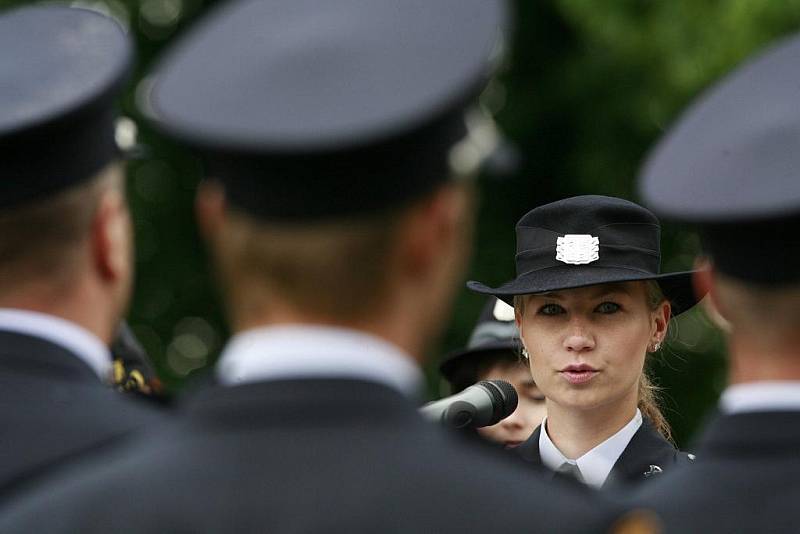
[492, 298, 515, 321]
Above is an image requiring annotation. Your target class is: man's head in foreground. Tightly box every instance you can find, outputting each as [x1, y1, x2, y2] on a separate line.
[143, 0, 508, 361]
[0, 5, 135, 344]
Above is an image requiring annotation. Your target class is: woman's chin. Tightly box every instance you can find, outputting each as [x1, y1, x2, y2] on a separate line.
[551, 390, 610, 412]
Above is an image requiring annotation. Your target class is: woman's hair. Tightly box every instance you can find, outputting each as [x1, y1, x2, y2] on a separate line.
[513, 280, 673, 442]
[641, 281, 672, 443]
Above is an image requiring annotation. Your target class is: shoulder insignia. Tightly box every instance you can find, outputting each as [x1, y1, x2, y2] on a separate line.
[643, 465, 663, 478]
[610, 509, 663, 534]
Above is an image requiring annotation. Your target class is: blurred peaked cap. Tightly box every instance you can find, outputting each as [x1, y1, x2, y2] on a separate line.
[638, 32, 800, 285]
[468, 297, 518, 350]
[0, 5, 132, 208]
[697, 216, 800, 286]
[143, 0, 510, 220]
[639, 32, 800, 222]
[439, 298, 519, 383]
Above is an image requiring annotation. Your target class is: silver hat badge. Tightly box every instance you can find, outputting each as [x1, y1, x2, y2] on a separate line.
[556, 234, 600, 265]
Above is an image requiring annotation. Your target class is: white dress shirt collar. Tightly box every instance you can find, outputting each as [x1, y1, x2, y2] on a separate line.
[720, 381, 800, 414]
[216, 325, 424, 397]
[539, 409, 643, 488]
[0, 308, 112, 381]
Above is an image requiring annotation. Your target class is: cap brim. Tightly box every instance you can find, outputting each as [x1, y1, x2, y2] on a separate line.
[468, 266, 701, 316]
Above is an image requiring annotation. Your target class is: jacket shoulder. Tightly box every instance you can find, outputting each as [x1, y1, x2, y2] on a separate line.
[674, 450, 697, 465]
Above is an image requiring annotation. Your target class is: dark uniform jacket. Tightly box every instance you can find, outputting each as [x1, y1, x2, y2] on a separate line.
[0, 378, 621, 533]
[516, 418, 694, 489]
[632, 411, 800, 533]
[0, 331, 164, 499]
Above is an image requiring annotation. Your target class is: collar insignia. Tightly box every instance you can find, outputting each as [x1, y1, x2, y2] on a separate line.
[643, 464, 663, 478]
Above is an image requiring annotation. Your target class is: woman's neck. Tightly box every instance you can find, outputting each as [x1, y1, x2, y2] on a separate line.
[544, 394, 638, 460]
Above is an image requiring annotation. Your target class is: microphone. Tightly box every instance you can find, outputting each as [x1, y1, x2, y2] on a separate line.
[420, 379, 518, 429]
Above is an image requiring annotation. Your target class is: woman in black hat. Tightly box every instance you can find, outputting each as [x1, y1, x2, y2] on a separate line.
[469, 195, 699, 489]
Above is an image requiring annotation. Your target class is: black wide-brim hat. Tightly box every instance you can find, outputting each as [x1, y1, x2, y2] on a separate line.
[468, 195, 701, 315]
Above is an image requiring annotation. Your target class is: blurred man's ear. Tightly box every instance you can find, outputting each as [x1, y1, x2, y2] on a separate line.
[195, 179, 227, 242]
[396, 183, 472, 280]
[92, 186, 131, 285]
[694, 258, 731, 333]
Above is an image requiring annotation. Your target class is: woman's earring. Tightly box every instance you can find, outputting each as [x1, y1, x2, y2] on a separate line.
[521, 347, 530, 361]
[649, 341, 662, 352]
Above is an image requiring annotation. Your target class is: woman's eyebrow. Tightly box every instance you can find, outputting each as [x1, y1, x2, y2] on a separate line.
[590, 284, 632, 298]
[537, 292, 564, 300]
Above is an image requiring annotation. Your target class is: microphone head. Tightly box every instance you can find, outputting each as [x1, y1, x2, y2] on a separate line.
[477, 379, 518, 423]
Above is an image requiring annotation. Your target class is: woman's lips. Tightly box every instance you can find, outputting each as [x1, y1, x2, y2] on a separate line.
[559, 364, 599, 385]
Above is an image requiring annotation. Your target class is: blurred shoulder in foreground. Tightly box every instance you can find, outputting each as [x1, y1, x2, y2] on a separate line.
[0, 3, 166, 500]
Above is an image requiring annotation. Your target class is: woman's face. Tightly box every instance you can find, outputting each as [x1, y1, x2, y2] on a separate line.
[516, 282, 668, 414]
[476, 361, 547, 448]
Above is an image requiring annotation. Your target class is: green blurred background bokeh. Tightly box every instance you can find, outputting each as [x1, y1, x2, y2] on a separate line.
[4, 0, 800, 447]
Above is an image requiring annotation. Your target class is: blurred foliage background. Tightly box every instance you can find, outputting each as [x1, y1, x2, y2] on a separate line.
[3, 0, 800, 446]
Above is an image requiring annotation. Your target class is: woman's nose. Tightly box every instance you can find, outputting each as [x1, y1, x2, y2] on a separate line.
[563, 324, 595, 352]
[500, 408, 525, 430]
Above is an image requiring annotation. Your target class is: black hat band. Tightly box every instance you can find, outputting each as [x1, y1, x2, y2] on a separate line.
[202, 105, 471, 221]
[514, 225, 661, 277]
[701, 216, 800, 286]
[1, 105, 119, 209]
[515, 245, 660, 277]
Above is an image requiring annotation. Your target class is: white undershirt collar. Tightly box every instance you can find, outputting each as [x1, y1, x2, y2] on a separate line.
[539, 409, 643, 488]
[0, 308, 112, 381]
[215, 325, 424, 397]
[720, 381, 800, 414]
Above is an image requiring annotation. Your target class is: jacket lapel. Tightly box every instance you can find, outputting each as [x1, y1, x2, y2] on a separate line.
[516, 424, 543, 467]
[604, 418, 677, 488]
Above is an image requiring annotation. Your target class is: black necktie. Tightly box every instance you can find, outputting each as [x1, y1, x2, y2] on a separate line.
[553, 462, 584, 484]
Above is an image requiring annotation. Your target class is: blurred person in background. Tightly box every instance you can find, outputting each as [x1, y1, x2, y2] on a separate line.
[439, 297, 546, 448]
[470, 195, 699, 489]
[633, 29, 800, 533]
[0, 0, 622, 532]
[0, 4, 164, 499]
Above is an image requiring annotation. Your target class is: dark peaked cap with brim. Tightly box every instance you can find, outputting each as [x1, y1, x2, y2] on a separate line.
[0, 5, 132, 208]
[639, 32, 800, 286]
[141, 0, 508, 220]
[439, 297, 520, 389]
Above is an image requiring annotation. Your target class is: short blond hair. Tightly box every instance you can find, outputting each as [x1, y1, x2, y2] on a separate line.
[215, 206, 404, 321]
[0, 163, 123, 293]
[715, 272, 800, 342]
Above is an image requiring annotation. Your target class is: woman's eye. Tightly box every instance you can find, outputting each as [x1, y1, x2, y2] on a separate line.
[595, 302, 621, 314]
[537, 303, 565, 316]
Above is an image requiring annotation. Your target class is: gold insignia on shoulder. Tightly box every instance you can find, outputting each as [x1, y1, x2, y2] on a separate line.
[610, 509, 663, 534]
[113, 359, 126, 384]
[112, 359, 153, 395]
